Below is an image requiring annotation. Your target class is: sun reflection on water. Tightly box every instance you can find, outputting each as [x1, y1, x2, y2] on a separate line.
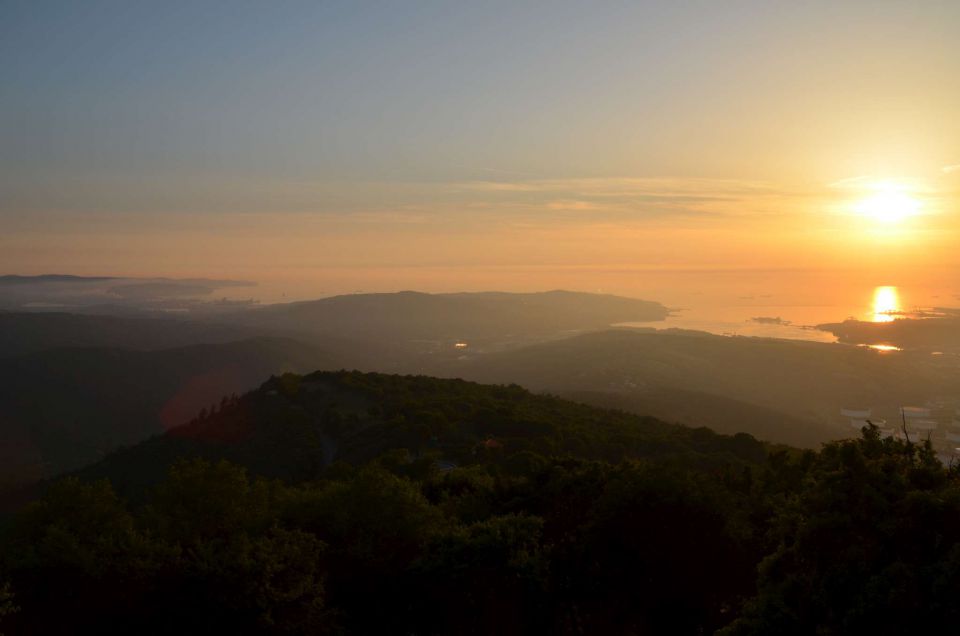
[865, 344, 901, 352]
[871, 286, 900, 323]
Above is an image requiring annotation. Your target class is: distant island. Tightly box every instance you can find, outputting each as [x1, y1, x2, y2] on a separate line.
[749, 316, 791, 325]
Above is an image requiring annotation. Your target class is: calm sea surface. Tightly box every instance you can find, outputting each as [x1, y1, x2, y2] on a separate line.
[619, 286, 959, 344]
[230, 273, 959, 347]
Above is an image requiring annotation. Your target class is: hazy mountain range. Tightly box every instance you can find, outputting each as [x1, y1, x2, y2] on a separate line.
[0, 274, 256, 315]
[2, 285, 958, 487]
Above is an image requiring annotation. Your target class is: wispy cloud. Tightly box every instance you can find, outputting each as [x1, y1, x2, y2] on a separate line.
[828, 175, 877, 189]
[942, 164, 960, 174]
[546, 200, 602, 212]
[828, 174, 938, 195]
[449, 177, 802, 221]
[2, 174, 812, 235]
[455, 177, 779, 198]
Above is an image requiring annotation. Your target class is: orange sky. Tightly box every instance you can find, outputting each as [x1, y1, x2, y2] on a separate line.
[2, 3, 958, 301]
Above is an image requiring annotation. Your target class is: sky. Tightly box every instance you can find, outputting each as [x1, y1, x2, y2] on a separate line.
[2, 1, 959, 303]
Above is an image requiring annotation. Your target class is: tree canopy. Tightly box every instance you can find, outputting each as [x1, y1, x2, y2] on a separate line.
[2, 372, 958, 634]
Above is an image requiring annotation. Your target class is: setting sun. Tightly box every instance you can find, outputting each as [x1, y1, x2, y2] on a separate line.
[854, 183, 922, 224]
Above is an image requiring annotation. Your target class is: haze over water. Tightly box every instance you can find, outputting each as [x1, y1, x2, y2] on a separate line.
[619, 283, 958, 344]
[211, 269, 959, 346]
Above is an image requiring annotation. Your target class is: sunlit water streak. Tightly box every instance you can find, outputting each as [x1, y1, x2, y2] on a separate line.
[871, 286, 900, 323]
[863, 344, 902, 353]
[619, 285, 947, 346]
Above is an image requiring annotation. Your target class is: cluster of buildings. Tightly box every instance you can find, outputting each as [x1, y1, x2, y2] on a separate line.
[840, 404, 960, 462]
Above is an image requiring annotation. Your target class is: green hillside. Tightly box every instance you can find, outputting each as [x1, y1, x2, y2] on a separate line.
[73, 370, 767, 498]
[228, 290, 669, 351]
[0, 311, 261, 358]
[443, 329, 960, 447]
[3, 371, 959, 634]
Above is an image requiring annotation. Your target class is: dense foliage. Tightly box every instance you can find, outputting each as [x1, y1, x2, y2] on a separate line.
[1, 372, 958, 634]
[70, 371, 767, 500]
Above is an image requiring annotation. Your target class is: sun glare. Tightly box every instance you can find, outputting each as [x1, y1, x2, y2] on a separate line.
[871, 285, 900, 323]
[853, 182, 921, 224]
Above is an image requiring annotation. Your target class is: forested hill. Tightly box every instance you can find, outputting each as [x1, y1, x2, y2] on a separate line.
[442, 328, 959, 447]
[227, 290, 669, 348]
[3, 371, 960, 634]
[0, 311, 261, 357]
[73, 370, 768, 498]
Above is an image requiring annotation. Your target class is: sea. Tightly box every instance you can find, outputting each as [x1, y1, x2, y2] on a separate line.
[618, 285, 958, 344]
